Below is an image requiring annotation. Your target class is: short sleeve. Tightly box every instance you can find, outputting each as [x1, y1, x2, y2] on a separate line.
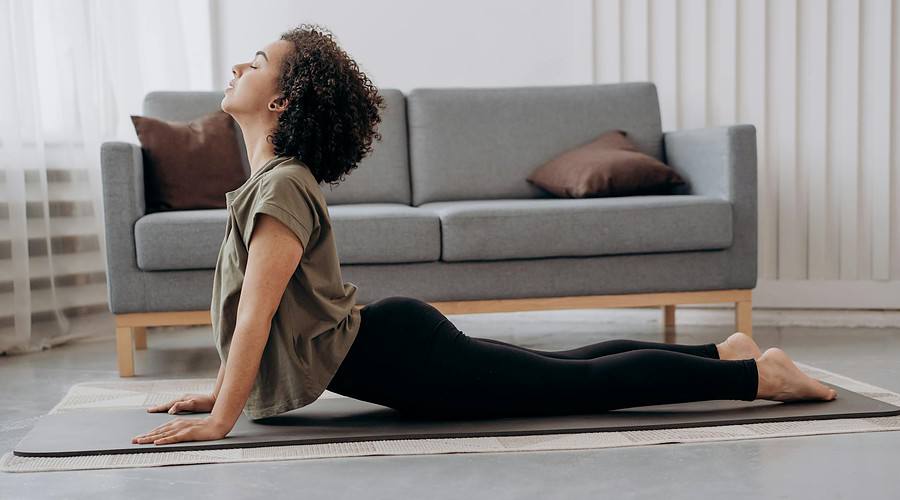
[243, 174, 316, 250]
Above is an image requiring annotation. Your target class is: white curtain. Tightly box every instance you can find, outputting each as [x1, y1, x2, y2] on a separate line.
[0, 0, 213, 354]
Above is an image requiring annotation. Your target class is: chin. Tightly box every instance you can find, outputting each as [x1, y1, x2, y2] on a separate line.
[220, 98, 235, 114]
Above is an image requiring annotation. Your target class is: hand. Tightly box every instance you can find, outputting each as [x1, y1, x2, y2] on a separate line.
[132, 416, 229, 446]
[146, 393, 217, 414]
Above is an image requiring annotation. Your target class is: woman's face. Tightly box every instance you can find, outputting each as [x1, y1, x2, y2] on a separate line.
[221, 40, 291, 118]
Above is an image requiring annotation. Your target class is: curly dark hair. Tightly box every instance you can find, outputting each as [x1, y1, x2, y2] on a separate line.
[269, 24, 385, 188]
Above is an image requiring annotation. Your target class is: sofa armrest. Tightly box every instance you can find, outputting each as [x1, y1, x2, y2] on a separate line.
[100, 142, 147, 312]
[662, 124, 758, 287]
[663, 124, 756, 201]
[101, 142, 146, 218]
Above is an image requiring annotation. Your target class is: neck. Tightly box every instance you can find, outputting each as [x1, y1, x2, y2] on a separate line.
[237, 117, 279, 177]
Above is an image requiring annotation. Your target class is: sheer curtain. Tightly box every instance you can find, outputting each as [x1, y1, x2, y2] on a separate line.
[0, 0, 213, 354]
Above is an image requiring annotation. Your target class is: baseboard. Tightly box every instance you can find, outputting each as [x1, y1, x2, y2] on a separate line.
[466, 305, 899, 329]
[682, 279, 900, 310]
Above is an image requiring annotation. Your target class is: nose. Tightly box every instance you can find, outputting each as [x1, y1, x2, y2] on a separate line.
[232, 61, 249, 77]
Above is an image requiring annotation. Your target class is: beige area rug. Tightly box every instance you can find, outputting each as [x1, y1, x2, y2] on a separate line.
[3, 361, 900, 473]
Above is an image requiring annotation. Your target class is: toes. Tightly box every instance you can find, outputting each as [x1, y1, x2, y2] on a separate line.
[812, 380, 836, 400]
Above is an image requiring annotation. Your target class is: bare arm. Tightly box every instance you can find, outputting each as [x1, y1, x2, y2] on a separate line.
[212, 362, 226, 400]
[208, 213, 304, 431]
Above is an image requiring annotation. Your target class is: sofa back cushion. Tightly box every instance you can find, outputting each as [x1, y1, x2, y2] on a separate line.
[142, 89, 411, 206]
[319, 89, 411, 205]
[406, 82, 664, 205]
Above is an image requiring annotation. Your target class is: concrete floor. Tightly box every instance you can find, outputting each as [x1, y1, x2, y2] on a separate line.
[2, 308, 899, 499]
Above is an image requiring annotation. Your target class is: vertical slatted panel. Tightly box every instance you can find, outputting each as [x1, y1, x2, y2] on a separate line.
[737, 0, 773, 279]
[679, 0, 706, 130]
[650, 0, 679, 130]
[893, 0, 900, 281]
[799, 0, 829, 280]
[770, 0, 799, 279]
[595, 0, 622, 83]
[708, 0, 737, 126]
[591, 0, 898, 285]
[830, 0, 861, 279]
[861, 0, 892, 281]
[622, 0, 650, 81]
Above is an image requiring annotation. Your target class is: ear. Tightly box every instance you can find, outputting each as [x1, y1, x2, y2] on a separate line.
[270, 96, 289, 112]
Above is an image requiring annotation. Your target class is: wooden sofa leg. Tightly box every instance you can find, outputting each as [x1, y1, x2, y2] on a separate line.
[662, 305, 676, 327]
[735, 299, 753, 338]
[116, 327, 135, 377]
[662, 305, 676, 343]
[134, 326, 147, 350]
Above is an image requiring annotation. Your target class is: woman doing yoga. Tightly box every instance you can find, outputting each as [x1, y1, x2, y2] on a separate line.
[132, 24, 836, 446]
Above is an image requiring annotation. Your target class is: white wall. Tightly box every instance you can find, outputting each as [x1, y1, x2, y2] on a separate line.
[211, 0, 593, 92]
[212, 0, 900, 309]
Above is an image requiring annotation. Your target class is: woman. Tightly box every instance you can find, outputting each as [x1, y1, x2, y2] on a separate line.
[132, 24, 836, 447]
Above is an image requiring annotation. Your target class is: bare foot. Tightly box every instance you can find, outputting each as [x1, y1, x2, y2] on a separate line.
[755, 347, 837, 401]
[716, 332, 763, 360]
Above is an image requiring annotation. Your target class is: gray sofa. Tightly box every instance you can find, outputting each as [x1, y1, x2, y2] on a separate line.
[101, 81, 758, 377]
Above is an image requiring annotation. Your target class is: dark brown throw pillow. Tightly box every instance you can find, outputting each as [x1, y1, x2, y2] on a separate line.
[526, 129, 685, 198]
[130, 110, 247, 212]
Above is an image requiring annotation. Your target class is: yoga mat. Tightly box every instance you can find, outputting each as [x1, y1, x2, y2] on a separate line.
[5, 361, 900, 473]
[13, 379, 900, 458]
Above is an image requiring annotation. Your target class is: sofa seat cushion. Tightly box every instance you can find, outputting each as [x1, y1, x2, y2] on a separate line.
[417, 195, 733, 262]
[135, 204, 443, 271]
[327, 204, 441, 264]
[135, 209, 229, 271]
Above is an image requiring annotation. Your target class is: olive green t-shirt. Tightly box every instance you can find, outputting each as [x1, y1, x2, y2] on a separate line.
[210, 154, 361, 420]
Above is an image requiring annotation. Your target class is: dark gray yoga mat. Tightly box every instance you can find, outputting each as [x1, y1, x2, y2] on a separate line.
[15, 381, 900, 457]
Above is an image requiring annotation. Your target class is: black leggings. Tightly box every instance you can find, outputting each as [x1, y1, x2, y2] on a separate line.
[326, 296, 759, 419]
